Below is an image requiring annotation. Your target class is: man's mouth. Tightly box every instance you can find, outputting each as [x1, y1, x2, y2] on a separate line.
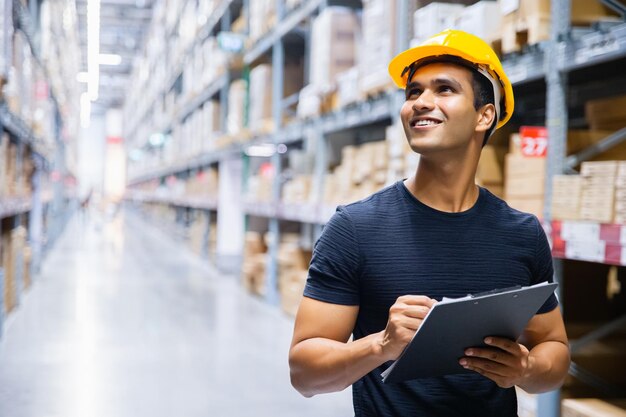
[410, 117, 443, 128]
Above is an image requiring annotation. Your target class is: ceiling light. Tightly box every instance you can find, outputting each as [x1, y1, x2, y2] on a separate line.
[77, 72, 89, 83]
[99, 53, 122, 66]
[245, 144, 276, 158]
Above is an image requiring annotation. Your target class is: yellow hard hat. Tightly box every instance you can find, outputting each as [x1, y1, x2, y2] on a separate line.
[388, 29, 514, 130]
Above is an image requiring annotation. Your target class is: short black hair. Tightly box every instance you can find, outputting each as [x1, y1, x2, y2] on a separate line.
[405, 55, 497, 146]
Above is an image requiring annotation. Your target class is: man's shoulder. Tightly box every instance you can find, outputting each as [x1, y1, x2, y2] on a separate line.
[482, 188, 541, 231]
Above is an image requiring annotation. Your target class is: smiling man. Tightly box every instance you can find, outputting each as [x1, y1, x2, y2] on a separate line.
[289, 30, 570, 416]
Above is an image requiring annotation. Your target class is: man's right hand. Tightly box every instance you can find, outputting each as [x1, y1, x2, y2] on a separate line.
[378, 295, 437, 361]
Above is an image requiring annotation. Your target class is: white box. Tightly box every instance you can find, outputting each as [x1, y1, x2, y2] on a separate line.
[249, 64, 273, 132]
[413, 2, 465, 44]
[358, 0, 396, 95]
[457, 1, 501, 41]
[310, 7, 359, 92]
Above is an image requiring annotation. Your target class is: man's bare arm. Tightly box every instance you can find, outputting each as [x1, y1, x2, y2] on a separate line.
[289, 295, 436, 397]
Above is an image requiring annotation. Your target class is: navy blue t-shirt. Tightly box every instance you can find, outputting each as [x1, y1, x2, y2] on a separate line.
[304, 181, 558, 417]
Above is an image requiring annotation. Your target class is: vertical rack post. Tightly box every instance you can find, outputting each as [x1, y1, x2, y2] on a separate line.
[538, 0, 571, 416]
[265, 0, 285, 305]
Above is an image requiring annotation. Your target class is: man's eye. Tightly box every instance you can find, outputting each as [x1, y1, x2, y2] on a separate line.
[406, 89, 420, 98]
[439, 86, 454, 93]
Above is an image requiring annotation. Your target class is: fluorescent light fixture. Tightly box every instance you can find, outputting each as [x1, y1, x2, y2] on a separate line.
[80, 92, 91, 128]
[245, 144, 276, 157]
[76, 72, 89, 83]
[99, 53, 122, 66]
[87, 0, 101, 101]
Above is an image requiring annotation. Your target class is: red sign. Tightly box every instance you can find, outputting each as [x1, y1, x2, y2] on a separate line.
[107, 136, 124, 144]
[520, 126, 548, 157]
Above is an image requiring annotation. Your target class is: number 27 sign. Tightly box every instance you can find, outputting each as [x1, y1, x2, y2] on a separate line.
[520, 126, 548, 157]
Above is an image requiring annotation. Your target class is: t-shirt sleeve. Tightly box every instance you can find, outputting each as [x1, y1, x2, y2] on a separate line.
[532, 217, 559, 314]
[303, 207, 361, 306]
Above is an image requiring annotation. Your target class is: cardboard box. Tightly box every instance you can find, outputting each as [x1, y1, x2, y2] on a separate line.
[413, 2, 465, 44]
[310, 7, 359, 92]
[358, 0, 396, 96]
[249, 64, 273, 133]
[336, 67, 361, 108]
[227, 79, 246, 136]
[505, 153, 547, 177]
[581, 161, 618, 177]
[586, 94, 626, 131]
[457, 1, 501, 42]
[562, 399, 626, 417]
[477, 145, 503, 184]
[505, 175, 545, 198]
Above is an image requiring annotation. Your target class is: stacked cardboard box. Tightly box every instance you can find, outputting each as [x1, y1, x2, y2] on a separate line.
[246, 175, 274, 203]
[227, 79, 247, 138]
[249, 62, 304, 133]
[282, 175, 312, 204]
[242, 232, 268, 296]
[249, 0, 276, 43]
[579, 161, 616, 223]
[325, 141, 388, 205]
[336, 67, 361, 108]
[385, 122, 420, 183]
[562, 399, 626, 417]
[476, 146, 504, 198]
[0, 134, 8, 197]
[1, 226, 15, 314]
[551, 175, 583, 221]
[23, 245, 32, 290]
[504, 152, 546, 218]
[412, 3, 465, 46]
[185, 168, 219, 197]
[278, 237, 312, 316]
[310, 7, 359, 93]
[358, 0, 396, 96]
[614, 163, 626, 224]
[456, 1, 501, 42]
[585, 94, 626, 132]
[249, 64, 273, 134]
[500, 0, 619, 54]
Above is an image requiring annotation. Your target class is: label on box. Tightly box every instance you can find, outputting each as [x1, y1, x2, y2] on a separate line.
[619, 227, 626, 245]
[520, 126, 548, 157]
[561, 221, 600, 241]
[565, 240, 606, 263]
[621, 247, 626, 265]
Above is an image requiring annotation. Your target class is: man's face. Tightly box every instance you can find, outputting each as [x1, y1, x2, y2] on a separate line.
[400, 63, 482, 155]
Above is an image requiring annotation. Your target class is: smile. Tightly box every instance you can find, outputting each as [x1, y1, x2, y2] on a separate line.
[410, 118, 442, 128]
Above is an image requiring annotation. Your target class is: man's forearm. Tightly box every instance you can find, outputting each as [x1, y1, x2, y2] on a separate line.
[289, 331, 387, 397]
[518, 341, 571, 393]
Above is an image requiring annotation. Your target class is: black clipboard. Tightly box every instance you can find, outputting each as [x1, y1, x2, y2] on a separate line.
[381, 281, 558, 383]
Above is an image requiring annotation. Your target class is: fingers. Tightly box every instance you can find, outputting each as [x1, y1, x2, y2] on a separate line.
[397, 295, 437, 308]
[483, 337, 522, 354]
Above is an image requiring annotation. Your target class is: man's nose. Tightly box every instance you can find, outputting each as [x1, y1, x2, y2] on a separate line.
[412, 89, 435, 111]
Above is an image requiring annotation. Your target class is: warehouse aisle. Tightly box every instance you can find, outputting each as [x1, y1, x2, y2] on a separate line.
[0, 210, 352, 417]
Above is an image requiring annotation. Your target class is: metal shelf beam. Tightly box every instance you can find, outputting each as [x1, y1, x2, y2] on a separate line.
[243, 0, 323, 65]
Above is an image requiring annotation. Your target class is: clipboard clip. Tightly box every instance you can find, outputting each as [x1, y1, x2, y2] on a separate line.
[470, 285, 522, 298]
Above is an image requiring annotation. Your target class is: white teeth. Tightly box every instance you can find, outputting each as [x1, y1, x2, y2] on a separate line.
[414, 119, 440, 127]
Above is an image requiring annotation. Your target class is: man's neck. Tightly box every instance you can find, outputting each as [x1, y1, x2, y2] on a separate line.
[404, 151, 481, 213]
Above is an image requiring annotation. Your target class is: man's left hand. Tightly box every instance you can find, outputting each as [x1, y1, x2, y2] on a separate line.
[459, 337, 532, 388]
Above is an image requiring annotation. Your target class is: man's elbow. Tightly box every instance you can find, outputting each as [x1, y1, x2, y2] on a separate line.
[289, 353, 316, 398]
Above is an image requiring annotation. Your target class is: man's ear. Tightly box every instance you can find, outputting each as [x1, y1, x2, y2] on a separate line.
[476, 103, 496, 134]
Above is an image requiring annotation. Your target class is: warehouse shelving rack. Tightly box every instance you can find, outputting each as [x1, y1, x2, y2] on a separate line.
[0, 0, 74, 338]
[123, 1, 626, 414]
